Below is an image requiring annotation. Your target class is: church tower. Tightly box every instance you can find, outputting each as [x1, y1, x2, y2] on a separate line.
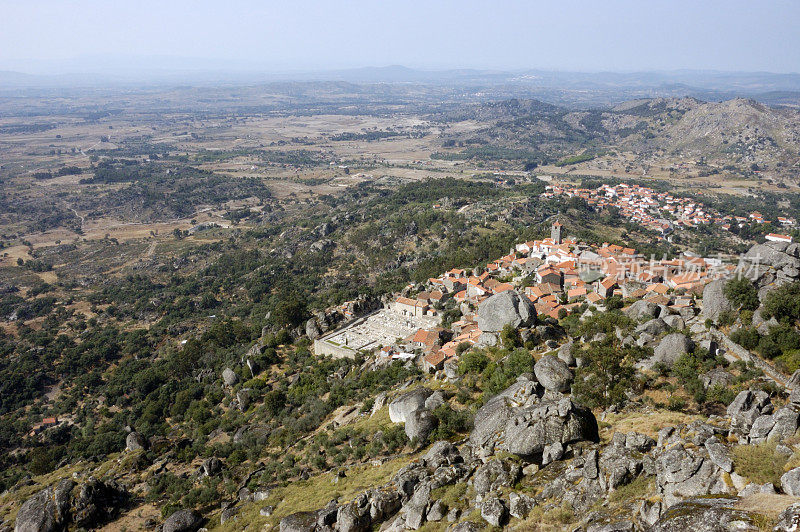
[551, 221, 563, 244]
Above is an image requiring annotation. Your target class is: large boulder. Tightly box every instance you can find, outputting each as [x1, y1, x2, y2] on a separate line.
[473, 459, 521, 496]
[14, 479, 73, 532]
[15, 478, 126, 532]
[126, 431, 147, 451]
[640, 333, 694, 369]
[557, 340, 576, 366]
[163, 509, 203, 532]
[701, 280, 734, 324]
[624, 300, 660, 321]
[222, 368, 239, 387]
[468, 377, 538, 455]
[496, 398, 598, 459]
[782, 467, 800, 496]
[636, 318, 670, 337]
[71, 479, 128, 529]
[508, 492, 536, 520]
[476, 290, 536, 333]
[388, 388, 432, 424]
[336, 501, 370, 532]
[775, 503, 800, 532]
[421, 441, 462, 469]
[279, 511, 318, 532]
[480, 498, 508, 528]
[404, 410, 437, 443]
[533, 355, 573, 393]
[651, 497, 758, 531]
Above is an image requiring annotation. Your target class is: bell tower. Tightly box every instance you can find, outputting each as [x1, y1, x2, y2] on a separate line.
[551, 221, 563, 244]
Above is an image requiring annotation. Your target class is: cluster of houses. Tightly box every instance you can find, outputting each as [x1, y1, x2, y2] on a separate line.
[378, 220, 745, 374]
[542, 182, 796, 239]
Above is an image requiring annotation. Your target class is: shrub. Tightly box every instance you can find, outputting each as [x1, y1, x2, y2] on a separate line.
[458, 350, 490, 375]
[667, 396, 687, 411]
[705, 384, 736, 406]
[730, 327, 760, 350]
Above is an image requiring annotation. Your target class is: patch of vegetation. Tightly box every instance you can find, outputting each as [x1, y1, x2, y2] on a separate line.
[731, 440, 787, 486]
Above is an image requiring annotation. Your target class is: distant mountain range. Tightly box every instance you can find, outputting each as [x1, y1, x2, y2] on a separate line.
[1, 64, 799, 102]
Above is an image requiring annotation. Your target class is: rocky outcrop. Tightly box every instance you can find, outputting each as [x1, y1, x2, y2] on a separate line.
[476, 290, 536, 333]
[15, 478, 128, 532]
[655, 443, 731, 508]
[726, 389, 773, 436]
[14, 479, 73, 532]
[470, 377, 598, 460]
[651, 496, 760, 531]
[741, 241, 800, 292]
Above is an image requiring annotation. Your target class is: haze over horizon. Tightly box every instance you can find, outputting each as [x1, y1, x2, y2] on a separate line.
[1, 0, 799, 77]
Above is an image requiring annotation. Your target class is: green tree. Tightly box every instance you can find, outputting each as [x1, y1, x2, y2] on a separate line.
[724, 277, 759, 311]
[763, 283, 800, 324]
[500, 324, 521, 349]
[572, 341, 641, 408]
[458, 350, 489, 375]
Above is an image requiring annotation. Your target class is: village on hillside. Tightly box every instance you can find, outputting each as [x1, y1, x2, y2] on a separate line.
[314, 215, 786, 373]
[543, 182, 797, 235]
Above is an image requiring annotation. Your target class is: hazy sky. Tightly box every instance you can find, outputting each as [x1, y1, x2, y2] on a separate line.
[1, 0, 799, 74]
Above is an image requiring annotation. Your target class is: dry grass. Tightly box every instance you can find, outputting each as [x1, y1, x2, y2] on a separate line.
[731, 441, 788, 486]
[212, 451, 419, 531]
[600, 409, 703, 440]
[736, 493, 800, 520]
[515, 501, 575, 531]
